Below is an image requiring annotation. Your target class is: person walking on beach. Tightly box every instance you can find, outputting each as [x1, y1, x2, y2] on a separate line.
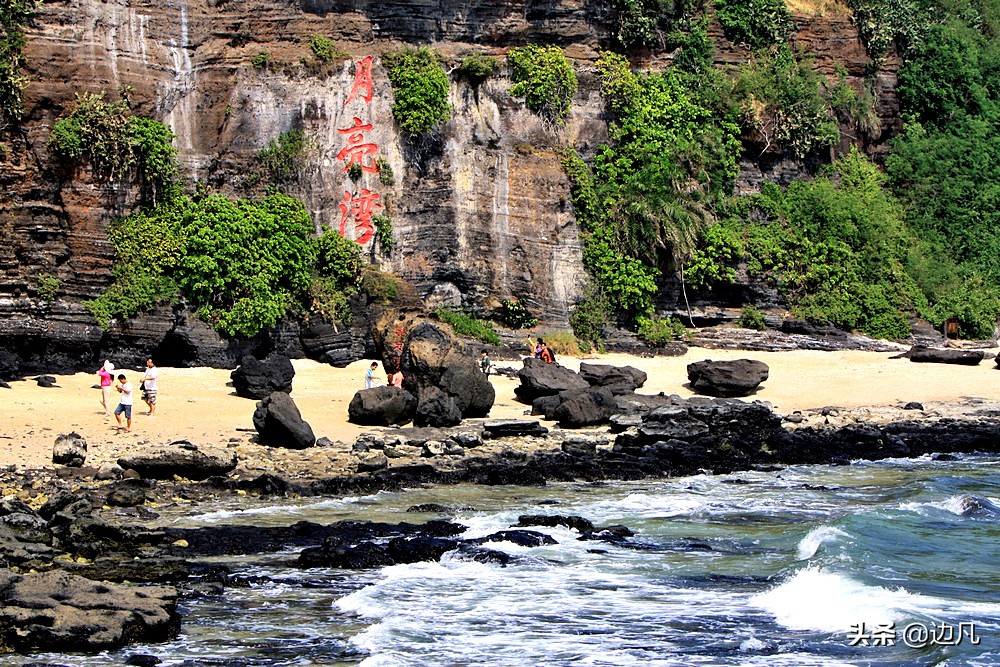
[480, 350, 494, 375]
[97, 360, 114, 415]
[141, 358, 158, 416]
[114, 373, 133, 432]
[365, 361, 381, 389]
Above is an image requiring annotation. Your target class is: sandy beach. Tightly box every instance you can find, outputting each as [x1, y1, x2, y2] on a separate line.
[2, 348, 999, 473]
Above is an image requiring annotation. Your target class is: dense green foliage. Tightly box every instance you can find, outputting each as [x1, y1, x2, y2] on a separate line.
[882, 0, 1000, 337]
[734, 48, 840, 158]
[36, 274, 60, 302]
[373, 214, 394, 255]
[636, 314, 688, 342]
[375, 156, 395, 185]
[311, 228, 363, 323]
[507, 45, 578, 124]
[257, 129, 313, 184]
[457, 53, 499, 83]
[714, 0, 794, 50]
[48, 93, 179, 205]
[737, 304, 768, 330]
[846, 0, 923, 65]
[382, 48, 451, 135]
[564, 51, 740, 316]
[87, 192, 319, 336]
[251, 51, 272, 71]
[309, 34, 339, 63]
[0, 0, 36, 125]
[570, 284, 612, 346]
[435, 308, 502, 345]
[687, 149, 922, 339]
[500, 298, 537, 329]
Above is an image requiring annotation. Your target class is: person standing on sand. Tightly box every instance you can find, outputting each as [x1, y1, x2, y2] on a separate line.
[365, 361, 381, 389]
[141, 358, 158, 416]
[480, 350, 494, 375]
[114, 373, 133, 432]
[97, 361, 114, 415]
[390, 367, 404, 387]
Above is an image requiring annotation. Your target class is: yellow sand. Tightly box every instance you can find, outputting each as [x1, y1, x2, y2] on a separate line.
[1, 349, 998, 470]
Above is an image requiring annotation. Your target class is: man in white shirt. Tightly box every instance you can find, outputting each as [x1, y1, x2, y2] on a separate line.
[114, 373, 133, 432]
[141, 358, 158, 416]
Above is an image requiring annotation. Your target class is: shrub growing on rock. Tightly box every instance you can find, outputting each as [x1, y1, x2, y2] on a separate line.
[507, 45, 577, 124]
[382, 47, 451, 135]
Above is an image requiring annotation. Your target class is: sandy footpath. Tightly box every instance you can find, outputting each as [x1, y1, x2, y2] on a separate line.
[1, 348, 999, 471]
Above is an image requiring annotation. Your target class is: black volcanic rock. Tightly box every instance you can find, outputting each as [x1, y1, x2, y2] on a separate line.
[687, 359, 769, 397]
[231, 353, 295, 399]
[252, 392, 316, 449]
[348, 386, 418, 426]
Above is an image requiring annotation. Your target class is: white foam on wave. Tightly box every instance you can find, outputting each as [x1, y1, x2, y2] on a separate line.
[177, 496, 369, 524]
[752, 567, 911, 632]
[796, 526, 851, 561]
[578, 492, 708, 522]
[752, 567, 1000, 633]
[899, 493, 1000, 518]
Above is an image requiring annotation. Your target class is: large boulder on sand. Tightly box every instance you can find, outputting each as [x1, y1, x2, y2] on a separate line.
[348, 386, 418, 426]
[578, 363, 647, 390]
[552, 387, 618, 428]
[393, 319, 495, 418]
[53, 432, 87, 467]
[118, 441, 237, 480]
[0, 569, 180, 652]
[415, 386, 463, 428]
[897, 345, 985, 366]
[231, 353, 295, 399]
[514, 357, 589, 402]
[687, 359, 769, 397]
[253, 392, 316, 449]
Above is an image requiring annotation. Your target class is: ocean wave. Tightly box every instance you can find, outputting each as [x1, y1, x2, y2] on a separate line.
[899, 493, 1000, 519]
[752, 566, 1000, 633]
[796, 526, 851, 561]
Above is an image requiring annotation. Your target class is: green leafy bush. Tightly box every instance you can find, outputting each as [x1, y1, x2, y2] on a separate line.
[500, 298, 537, 329]
[309, 35, 339, 64]
[734, 48, 840, 158]
[714, 0, 795, 50]
[373, 214, 394, 255]
[507, 45, 578, 124]
[88, 192, 317, 337]
[36, 274, 60, 302]
[570, 284, 612, 346]
[736, 304, 767, 330]
[361, 265, 399, 303]
[347, 161, 363, 181]
[251, 51, 272, 70]
[48, 92, 178, 204]
[376, 156, 395, 185]
[846, 0, 923, 65]
[257, 129, 314, 184]
[636, 315, 688, 343]
[382, 48, 451, 135]
[0, 0, 37, 125]
[435, 308, 502, 345]
[457, 53, 499, 83]
[316, 227, 363, 286]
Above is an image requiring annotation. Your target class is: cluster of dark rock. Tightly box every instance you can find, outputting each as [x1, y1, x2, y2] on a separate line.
[348, 316, 495, 428]
[296, 513, 632, 569]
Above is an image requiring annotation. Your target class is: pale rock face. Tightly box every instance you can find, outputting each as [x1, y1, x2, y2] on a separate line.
[1, 0, 890, 370]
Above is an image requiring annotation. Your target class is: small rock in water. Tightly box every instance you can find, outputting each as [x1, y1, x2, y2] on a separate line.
[126, 654, 163, 667]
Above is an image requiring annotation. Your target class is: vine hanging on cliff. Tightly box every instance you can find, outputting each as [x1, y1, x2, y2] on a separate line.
[0, 0, 38, 128]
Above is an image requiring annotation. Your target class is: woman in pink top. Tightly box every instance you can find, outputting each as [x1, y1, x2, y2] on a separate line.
[97, 361, 114, 415]
[390, 369, 404, 387]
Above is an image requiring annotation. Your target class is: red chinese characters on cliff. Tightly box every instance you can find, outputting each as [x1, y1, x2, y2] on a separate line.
[338, 188, 381, 245]
[337, 55, 386, 246]
[336, 117, 378, 173]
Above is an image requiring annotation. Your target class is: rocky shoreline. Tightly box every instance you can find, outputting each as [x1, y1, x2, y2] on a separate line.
[3, 387, 1000, 654]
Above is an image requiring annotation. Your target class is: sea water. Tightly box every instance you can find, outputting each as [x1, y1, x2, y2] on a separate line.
[4, 454, 999, 667]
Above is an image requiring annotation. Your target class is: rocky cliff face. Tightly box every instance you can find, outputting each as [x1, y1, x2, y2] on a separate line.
[0, 0, 893, 371]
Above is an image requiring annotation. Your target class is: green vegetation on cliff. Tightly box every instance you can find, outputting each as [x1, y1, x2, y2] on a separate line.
[382, 47, 451, 135]
[507, 45, 578, 124]
[49, 93, 178, 205]
[0, 0, 37, 126]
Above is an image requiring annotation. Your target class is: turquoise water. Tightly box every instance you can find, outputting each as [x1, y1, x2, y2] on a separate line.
[4, 454, 999, 666]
